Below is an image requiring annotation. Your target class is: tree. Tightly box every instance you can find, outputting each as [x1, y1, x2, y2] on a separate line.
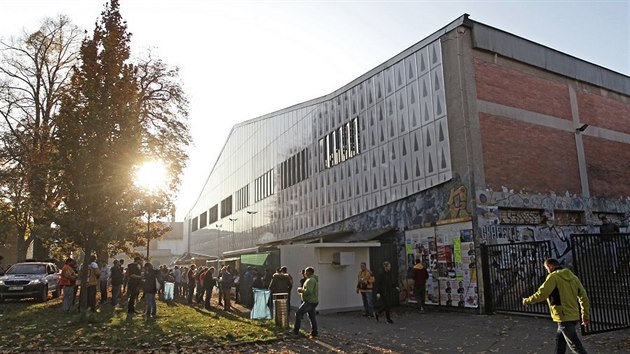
[57, 0, 190, 317]
[0, 16, 83, 261]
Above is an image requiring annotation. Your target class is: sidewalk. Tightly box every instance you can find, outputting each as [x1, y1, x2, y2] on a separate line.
[243, 306, 630, 353]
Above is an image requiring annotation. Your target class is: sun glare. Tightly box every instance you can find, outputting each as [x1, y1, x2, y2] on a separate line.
[135, 160, 168, 192]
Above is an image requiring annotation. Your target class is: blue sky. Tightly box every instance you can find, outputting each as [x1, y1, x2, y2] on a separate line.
[1, 1, 628, 220]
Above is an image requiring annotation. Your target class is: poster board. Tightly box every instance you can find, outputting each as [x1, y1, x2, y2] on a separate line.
[405, 221, 478, 308]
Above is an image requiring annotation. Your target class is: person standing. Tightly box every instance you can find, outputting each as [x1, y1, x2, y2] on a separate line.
[60, 258, 78, 312]
[220, 265, 234, 311]
[127, 256, 144, 315]
[292, 266, 319, 338]
[411, 259, 429, 313]
[110, 259, 124, 306]
[143, 262, 159, 318]
[86, 256, 101, 312]
[356, 262, 374, 317]
[173, 266, 182, 298]
[523, 258, 590, 354]
[242, 266, 254, 308]
[203, 267, 216, 309]
[98, 261, 110, 305]
[186, 264, 196, 305]
[600, 216, 620, 274]
[374, 261, 399, 324]
[269, 266, 293, 316]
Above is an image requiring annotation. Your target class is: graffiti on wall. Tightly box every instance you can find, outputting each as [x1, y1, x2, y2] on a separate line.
[476, 189, 630, 267]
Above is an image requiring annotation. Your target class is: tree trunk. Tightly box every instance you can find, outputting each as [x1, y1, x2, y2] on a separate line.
[78, 243, 93, 322]
[33, 237, 48, 261]
[16, 230, 31, 262]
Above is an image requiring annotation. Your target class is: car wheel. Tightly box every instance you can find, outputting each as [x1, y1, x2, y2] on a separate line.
[39, 286, 48, 302]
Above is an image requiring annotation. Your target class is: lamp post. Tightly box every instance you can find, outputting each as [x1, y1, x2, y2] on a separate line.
[228, 217, 237, 250]
[134, 160, 168, 261]
[146, 198, 151, 260]
[246, 210, 257, 242]
[215, 223, 222, 258]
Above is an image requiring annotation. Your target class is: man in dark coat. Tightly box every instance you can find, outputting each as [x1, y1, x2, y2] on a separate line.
[269, 266, 293, 316]
[374, 261, 399, 323]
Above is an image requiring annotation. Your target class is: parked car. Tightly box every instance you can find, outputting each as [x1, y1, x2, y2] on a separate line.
[0, 262, 61, 302]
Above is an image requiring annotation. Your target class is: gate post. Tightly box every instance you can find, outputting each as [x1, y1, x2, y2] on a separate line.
[480, 244, 493, 314]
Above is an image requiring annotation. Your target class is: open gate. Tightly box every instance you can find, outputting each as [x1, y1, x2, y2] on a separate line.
[481, 241, 551, 315]
[571, 233, 630, 335]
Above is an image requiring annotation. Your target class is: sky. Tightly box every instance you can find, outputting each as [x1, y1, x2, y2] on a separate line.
[1, 0, 628, 221]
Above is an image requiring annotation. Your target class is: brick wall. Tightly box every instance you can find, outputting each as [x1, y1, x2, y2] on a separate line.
[479, 113, 581, 194]
[475, 59, 572, 120]
[578, 91, 630, 135]
[583, 136, 630, 197]
[475, 57, 630, 198]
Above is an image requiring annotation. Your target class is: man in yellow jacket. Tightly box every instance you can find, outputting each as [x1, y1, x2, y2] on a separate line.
[356, 262, 374, 317]
[523, 258, 590, 354]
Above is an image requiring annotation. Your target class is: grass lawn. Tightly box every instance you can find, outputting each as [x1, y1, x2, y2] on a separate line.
[0, 296, 278, 351]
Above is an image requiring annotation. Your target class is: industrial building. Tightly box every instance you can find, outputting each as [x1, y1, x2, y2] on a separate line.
[183, 14, 630, 313]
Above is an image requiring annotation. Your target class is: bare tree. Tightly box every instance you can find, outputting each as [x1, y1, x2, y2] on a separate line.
[0, 15, 83, 261]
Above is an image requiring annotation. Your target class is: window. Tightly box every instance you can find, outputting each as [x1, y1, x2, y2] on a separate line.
[255, 168, 274, 202]
[199, 211, 207, 228]
[320, 117, 361, 169]
[220, 196, 233, 218]
[235, 184, 249, 211]
[191, 217, 198, 232]
[208, 205, 218, 224]
[279, 148, 309, 190]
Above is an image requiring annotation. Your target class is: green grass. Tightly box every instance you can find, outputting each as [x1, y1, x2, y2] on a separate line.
[0, 297, 278, 351]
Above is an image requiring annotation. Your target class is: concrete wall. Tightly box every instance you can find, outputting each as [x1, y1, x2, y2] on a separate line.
[279, 244, 372, 313]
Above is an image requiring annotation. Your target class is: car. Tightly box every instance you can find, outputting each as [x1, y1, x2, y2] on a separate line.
[0, 262, 61, 302]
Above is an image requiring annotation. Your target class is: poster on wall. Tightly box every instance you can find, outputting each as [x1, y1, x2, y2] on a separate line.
[405, 221, 478, 308]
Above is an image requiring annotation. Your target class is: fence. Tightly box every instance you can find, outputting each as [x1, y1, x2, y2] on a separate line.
[481, 241, 551, 315]
[571, 233, 630, 335]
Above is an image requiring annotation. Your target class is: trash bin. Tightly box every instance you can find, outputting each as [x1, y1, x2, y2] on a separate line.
[251, 289, 271, 320]
[164, 282, 174, 302]
[272, 293, 289, 327]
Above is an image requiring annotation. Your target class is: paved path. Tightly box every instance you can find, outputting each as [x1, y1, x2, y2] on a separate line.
[248, 306, 630, 353]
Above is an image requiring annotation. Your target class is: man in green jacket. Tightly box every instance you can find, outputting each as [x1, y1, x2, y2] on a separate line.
[523, 258, 590, 354]
[292, 266, 319, 338]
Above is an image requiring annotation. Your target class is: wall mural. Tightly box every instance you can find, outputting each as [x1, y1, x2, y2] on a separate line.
[296, 174, 474, 307]
[476, 189, 630, 268]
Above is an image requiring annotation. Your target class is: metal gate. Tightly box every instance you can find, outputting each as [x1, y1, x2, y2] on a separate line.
[571, 233, 630, 335]
[481, 241, 551, 315]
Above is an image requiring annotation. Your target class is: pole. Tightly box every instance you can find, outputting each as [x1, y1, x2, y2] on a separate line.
[146, 198, 151, 260]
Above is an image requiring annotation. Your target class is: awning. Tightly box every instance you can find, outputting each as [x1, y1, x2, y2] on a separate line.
[172, 252, 218, 265]
[240, 253, 270, 266]
[222, 245, 277, 258]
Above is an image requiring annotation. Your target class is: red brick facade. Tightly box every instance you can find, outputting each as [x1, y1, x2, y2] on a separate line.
[475, 58, 630, 198]
[578, 91, 630, 135]
[583, 136, 630, 197]
[475, 59, 572, 120]
[478, 113, 581, 194]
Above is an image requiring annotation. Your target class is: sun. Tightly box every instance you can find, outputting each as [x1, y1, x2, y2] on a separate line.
[134, 160, 168, 192]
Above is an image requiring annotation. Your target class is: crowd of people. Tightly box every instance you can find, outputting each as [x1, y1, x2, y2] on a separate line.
[55, 256, 314, 323]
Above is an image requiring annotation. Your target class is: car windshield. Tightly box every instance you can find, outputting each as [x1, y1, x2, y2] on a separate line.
[6, 264, 46, 275]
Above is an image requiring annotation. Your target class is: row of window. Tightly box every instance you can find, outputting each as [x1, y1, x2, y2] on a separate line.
[319, 117, 361, 169]
[235, 185, 249, 212]
[255, 169, 274, 203]
[280, 148, 309, 190]
[190, 118, 360, 232]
